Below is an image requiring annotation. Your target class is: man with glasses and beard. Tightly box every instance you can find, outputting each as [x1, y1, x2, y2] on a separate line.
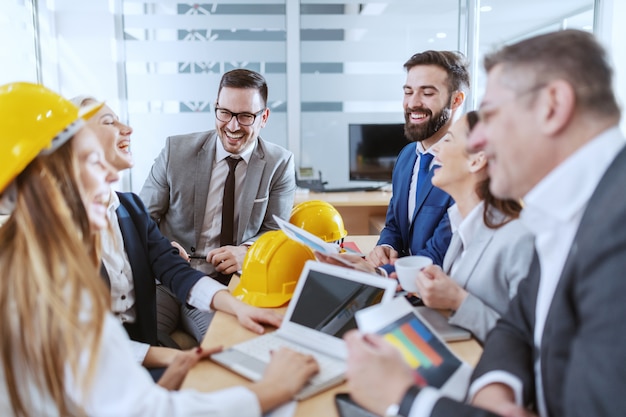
[368, 51, 470, 271]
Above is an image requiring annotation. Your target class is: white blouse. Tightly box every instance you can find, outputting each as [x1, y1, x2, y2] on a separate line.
[0, 314, 262, 417]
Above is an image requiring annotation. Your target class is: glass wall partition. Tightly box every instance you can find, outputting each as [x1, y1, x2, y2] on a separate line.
[473, 0, 595, 108]
[121, 0, 288, 191]
[299, 0, 460, 187]
[118, 0, 596, 192]
[0, 0, 39, 85]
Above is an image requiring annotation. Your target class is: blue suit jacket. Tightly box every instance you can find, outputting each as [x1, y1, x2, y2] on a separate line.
[102, 192, 205, 345]
[377, 143, 453, 266]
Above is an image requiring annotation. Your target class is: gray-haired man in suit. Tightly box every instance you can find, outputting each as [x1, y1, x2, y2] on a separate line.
[344, 29, 626, 417]
[140, 69, 295, 283]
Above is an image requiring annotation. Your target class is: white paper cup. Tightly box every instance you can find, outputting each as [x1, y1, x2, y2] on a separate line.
[394, 255, 433, 293]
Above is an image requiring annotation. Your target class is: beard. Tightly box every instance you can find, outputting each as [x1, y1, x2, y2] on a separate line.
[404, 103, 452, 143]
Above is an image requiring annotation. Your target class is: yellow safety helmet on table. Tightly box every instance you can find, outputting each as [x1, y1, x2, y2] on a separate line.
[289, 200, 347, 244]
[233, 230, 316, 308]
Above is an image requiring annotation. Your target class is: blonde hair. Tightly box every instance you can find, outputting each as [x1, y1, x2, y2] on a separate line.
[0, 140, 109, 416]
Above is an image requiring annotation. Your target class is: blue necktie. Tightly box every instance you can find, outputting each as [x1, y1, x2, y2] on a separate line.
[416, 152, 434, 195]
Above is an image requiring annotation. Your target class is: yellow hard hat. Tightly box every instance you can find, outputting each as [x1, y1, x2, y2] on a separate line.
[233, 230, 316, 307]
[0, 82, 103, 193]
[289, 200, 348, 243]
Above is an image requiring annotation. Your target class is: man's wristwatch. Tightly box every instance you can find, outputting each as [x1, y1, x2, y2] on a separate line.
[384, 385, 420, 417]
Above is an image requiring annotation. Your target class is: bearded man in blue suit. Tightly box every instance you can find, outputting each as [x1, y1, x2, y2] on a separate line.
[369, 51, 470, 270]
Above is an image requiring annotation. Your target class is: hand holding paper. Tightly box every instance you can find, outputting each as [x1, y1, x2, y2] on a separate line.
[273, 214, 340, 254]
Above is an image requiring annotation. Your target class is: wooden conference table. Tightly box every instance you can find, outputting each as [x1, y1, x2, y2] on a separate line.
[182, 236, 483, 417]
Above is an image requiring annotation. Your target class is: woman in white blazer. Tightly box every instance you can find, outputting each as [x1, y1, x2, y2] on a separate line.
[416, 111, 535, 342]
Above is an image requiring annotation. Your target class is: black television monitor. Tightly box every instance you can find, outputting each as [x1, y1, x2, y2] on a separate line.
[349, 123, 408, 182]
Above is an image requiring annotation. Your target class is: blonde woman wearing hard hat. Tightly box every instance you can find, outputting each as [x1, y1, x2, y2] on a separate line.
[0, 82, 318, 417]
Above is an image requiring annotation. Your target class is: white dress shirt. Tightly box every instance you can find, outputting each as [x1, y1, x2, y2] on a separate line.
[102, 191, 226, 363]
[407, 142, 439, 223]
[191, 139, 255, 272]
[101, 192, 136, 324]
[407, 126, 625, 417]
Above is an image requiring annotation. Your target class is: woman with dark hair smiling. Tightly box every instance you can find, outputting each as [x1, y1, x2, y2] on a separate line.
[318, 111, 535, 342]
[414, 111, 535, 342]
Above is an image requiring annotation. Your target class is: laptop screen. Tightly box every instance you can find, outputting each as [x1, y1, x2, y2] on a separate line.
[289, 268, 389, 339]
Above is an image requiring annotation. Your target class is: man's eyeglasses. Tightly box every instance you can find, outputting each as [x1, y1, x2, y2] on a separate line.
[477, 84, 546, 125]
[215, 107, 265, 126]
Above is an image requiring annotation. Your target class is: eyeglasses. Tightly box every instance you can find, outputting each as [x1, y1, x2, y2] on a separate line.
[477, 84, 546, 125]
[215, 106, 265, 126]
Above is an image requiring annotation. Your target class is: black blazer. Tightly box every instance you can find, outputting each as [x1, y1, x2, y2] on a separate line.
[102, 192, 205, 345]
[428, 145, 626, 416]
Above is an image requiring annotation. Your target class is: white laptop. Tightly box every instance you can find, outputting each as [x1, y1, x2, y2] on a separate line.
[211, 260, 396, 400]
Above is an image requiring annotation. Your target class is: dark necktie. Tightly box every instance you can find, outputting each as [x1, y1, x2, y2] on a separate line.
[220, 156, 241, 247]
[416, 152, 434, 195]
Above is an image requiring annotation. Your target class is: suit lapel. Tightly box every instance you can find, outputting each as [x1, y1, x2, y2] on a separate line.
[237, 139, 266, 243]
[452, 226, 495, 289]
[194, 134, 216, 245]
[115, 197, 156, 344]
[411, 169, 435, 225]
[116, 203, 145, 289]
[443, 232, 463, 273]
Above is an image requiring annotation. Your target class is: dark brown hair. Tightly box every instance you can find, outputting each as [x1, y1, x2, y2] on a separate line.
[404, 50, 470, 94]
[466, 110, 523, 229]
[217, 69, 268, 108]
[484, 29, 619, 117]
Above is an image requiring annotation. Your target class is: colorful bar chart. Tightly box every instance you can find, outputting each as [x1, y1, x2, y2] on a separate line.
[378, 313, 461, 388]
[384, 318, 443, 368]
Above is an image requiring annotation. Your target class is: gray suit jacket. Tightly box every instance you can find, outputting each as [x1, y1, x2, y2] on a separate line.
[429, 144, 626, 416]
[444, 211, 535, 342]
[139, 130, 296, 268]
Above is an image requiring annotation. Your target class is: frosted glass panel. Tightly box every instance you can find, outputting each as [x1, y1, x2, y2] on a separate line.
[0, 0, 37, 84]
[474, 0, 595, 108]
[300, 0, 460, 188]
[119, 0, 597, 192]
[122, 1, 287, 192]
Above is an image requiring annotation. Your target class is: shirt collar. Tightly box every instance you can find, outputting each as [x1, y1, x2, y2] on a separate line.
[448, 201, 484, 249]
[215, 136, 256, 164]
[522, 126, 625, 234]
[107, 189, 120, 213]
[105, 189, 121, 225]
[415, 138, 440, 157]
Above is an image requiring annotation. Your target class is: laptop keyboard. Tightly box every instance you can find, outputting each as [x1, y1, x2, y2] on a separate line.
[235, 334, 344, 389]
